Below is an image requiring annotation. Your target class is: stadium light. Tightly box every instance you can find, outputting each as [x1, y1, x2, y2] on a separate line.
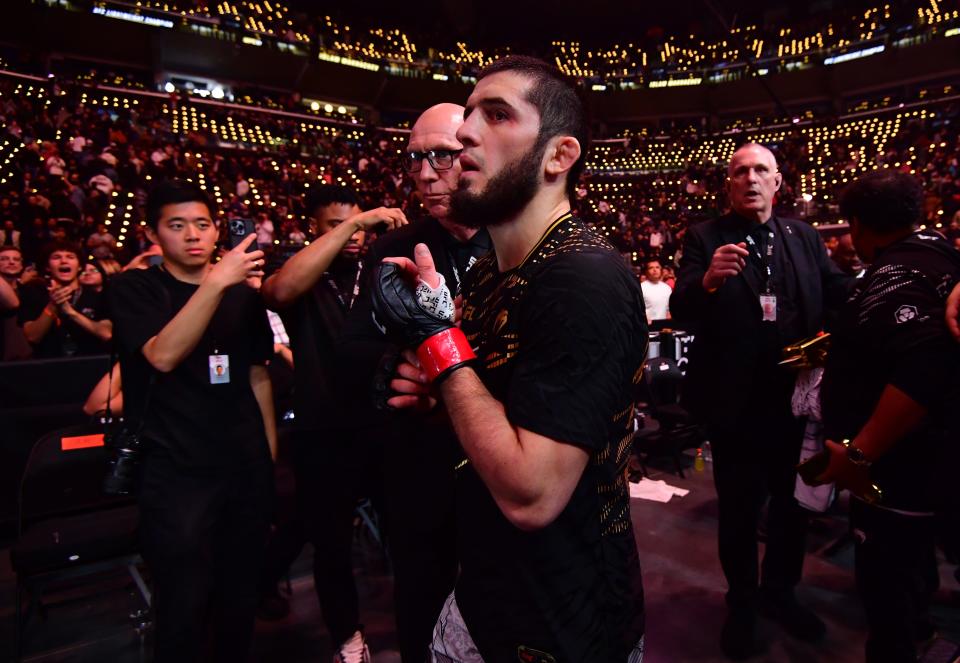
[164, 82, 175, 94]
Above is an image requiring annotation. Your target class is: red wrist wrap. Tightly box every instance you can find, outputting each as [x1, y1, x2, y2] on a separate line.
[416, 328, 476, 383]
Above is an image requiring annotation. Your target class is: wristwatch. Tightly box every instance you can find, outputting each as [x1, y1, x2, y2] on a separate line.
[841, 438, 871, 467]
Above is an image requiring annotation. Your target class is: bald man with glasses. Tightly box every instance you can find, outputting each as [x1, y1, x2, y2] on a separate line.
[338, 103, 492, 663]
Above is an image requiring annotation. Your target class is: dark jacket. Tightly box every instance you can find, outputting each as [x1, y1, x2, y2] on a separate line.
[670, 212, 850, 428]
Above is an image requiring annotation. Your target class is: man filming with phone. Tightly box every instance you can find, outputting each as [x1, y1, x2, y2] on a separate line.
[109, 179, 276, 662]
[261, 185, 407, 663]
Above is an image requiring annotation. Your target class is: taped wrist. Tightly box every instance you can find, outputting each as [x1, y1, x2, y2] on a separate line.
[416, 327, 476, 383]
[415, 273, 455, 321]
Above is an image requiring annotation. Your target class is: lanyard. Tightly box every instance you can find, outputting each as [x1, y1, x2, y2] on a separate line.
[325, 259, 364, 311]
[744, 229, 774, 294]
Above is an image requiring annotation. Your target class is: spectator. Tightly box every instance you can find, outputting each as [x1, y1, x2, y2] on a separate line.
[0, 245, 29, 361]
[640, 258, 672, 324]
[0, 219, 20, 248]
[86, 222, 118, 259]
[18, 240, 112, 357]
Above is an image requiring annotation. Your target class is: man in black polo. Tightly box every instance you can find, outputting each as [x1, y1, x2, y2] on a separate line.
[671, 143, 850, 659]
[109, 179, 274, 661]
[818, 169, 960, 663]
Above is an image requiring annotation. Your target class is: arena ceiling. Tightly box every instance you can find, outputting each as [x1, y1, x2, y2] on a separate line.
[295, 0, 843, 47]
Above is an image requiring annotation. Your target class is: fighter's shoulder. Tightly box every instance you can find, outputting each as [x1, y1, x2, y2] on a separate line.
[536, 217, 616, 261]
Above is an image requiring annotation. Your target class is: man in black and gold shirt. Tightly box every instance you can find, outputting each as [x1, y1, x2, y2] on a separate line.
[371, 56, 647, 662]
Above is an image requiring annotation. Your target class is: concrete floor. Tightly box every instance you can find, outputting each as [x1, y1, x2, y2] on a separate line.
[2, 456, 958, 662]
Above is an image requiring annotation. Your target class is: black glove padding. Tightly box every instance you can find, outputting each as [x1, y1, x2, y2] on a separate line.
[371, 261, 455, 348]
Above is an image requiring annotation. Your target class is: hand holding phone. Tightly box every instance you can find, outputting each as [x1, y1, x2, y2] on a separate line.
[227, 218, 260, 253]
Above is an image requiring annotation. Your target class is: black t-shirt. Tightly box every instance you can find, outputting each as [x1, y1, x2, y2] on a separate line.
[275, 255, 361, 432]
[822, 230, 960, 511]
[18, 280, 109, 358]
[108, 266, 273, 468]
[456, 214, 647, 662]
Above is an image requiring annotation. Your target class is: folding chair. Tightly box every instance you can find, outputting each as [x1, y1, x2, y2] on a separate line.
[11, 423, 149, 661]
[632, 357, 705, 478]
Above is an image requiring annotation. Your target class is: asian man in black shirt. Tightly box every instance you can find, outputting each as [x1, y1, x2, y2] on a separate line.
[109, 179, 275, 662]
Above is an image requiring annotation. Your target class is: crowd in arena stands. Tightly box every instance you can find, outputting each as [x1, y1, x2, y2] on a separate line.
[66, 0, 959, 85]
[1, 69, 960, 361]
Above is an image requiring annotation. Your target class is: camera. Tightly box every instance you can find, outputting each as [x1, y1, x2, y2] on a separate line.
[103, 427, 143, 496]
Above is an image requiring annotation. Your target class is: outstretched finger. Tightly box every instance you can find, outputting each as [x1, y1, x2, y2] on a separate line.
[414, 243, 440, 288]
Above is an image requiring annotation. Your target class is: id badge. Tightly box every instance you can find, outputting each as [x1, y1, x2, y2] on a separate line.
[760, 294, 777, 322]
[209, 354, 230, 384]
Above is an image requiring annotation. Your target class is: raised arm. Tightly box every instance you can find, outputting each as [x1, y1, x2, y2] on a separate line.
[262, 207, 407, 309]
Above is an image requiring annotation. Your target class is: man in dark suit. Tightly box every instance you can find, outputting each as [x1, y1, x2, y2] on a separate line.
[337, 103, 491, 663]
[671, 143, 850, 660]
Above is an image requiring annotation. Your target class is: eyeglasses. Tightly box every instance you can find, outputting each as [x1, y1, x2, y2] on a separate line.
[402, 149, 462, 174]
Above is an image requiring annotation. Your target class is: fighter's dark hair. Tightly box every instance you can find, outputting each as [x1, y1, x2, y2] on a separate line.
[839, 169, 923, 234]
[478, 55, 589, 199]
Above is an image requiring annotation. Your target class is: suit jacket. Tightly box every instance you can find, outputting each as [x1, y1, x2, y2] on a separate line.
[670, 212, 850, 428]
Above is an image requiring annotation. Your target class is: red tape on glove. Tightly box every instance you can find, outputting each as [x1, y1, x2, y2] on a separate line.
[416, 328, 476, 383]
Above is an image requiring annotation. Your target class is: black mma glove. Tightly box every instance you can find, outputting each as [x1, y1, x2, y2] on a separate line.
[371, 262, 476, 384]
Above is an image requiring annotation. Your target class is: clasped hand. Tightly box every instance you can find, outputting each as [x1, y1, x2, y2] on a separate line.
[376, 243, 463, 412]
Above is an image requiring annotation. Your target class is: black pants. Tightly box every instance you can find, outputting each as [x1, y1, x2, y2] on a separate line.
[138, 454, 273, 663]
[260, 429, 381, 647]
[709, 403, 807, 612]
[851, 499, 939, 663]
[381, 429, 459, 663]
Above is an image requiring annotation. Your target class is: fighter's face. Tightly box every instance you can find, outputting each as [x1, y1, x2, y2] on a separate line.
[455, 71, 542, 200]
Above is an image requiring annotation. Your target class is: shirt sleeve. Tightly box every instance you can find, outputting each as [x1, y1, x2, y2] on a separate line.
[506, 253, 647, 451]
[858, 263, 958, 408]
[107, 271, 170, 356]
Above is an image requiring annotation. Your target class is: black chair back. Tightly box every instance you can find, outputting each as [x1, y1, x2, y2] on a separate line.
[18, 423, 130, 534]
[644, 357, 684, 408]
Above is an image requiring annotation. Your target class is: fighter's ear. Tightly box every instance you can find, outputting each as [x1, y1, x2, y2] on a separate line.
[544, 136, 581, 179]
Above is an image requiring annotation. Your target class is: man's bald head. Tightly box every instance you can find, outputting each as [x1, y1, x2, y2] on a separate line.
[410, 103, 464, 141]
[727, 143, 782, 223]
[407, 103, 466, 222]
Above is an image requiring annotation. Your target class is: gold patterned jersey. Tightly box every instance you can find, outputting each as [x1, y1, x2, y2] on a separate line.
[454, 213, 649, 663]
